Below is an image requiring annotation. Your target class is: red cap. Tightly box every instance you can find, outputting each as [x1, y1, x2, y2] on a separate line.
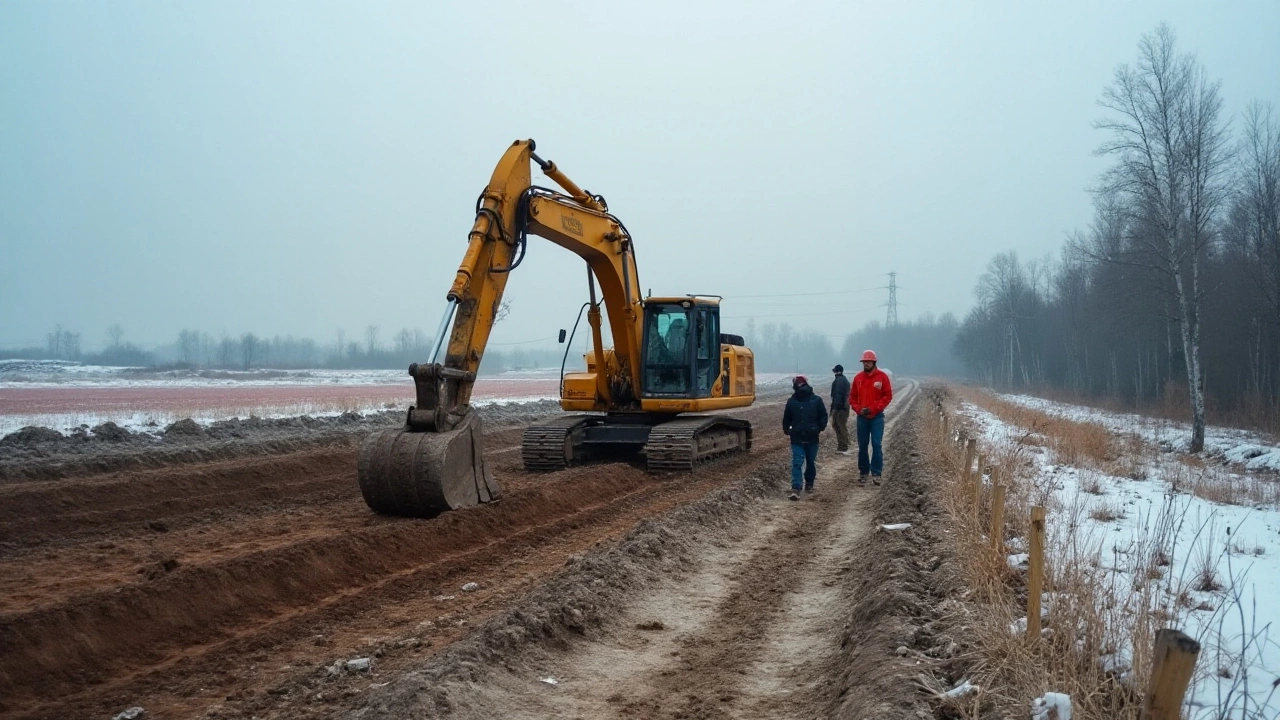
[793, 374, 808, 386]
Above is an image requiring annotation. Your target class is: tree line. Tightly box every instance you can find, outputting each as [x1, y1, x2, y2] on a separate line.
[7, 323, 561, 375]
[743, 316, 961, 376]
[955, 25, 1280, 446]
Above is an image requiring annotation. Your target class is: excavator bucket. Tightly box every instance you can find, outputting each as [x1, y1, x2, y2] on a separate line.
[357, 412, 500, 517]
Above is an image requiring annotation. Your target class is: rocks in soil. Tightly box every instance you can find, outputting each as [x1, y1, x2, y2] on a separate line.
[461, 582, 480, 592]
[112, 708, 146, 720]
[345, 657, 372, 673]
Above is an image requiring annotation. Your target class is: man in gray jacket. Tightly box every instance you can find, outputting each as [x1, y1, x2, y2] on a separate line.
[830, 364, 851, 454]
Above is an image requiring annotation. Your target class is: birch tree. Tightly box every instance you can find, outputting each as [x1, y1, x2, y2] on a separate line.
[1093, 24, 1228, 452]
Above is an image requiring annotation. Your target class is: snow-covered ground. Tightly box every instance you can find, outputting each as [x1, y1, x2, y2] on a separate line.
[1001, 393, 1280, 473]
[961, 397, 1280, 718]
[0, 359, 559, 388]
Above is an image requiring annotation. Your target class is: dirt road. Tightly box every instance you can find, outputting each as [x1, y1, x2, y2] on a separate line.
[0, 380, 939, 720]
[350, 381, 926, 720]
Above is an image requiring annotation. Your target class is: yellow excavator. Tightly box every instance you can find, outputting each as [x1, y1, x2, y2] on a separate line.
[357, 140, 756, 517]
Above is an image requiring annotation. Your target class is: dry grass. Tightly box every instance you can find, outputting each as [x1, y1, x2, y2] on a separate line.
[1171, 463, 1280, 508]
[1088, 501, 1126, 523]
[954, 387, 1127, 472]
[924, 395, 1185, 720]
[962, 386, 1280, 511]
[929, 386, 1280, 718]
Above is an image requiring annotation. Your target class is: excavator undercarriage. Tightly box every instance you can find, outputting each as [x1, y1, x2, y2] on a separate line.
[520, 414, 753, 472]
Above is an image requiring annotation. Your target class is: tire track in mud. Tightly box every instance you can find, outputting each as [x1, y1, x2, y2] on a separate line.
[0, 396, 792, 720]
[380, 381, 919, 720]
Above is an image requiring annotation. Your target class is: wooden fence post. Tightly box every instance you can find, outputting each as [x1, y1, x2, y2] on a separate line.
[974, 452, 986, 518]
[961, 438, 976, 487]
[1142, 629, 1200, 720]
[1027, 505, 1046, 638]
[990, 470, 1005, 553]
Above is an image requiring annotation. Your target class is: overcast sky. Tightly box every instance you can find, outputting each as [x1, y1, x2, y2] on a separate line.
[2, 1, 1278, 353]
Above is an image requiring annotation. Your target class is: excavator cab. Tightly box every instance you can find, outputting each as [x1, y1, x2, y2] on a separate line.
[640, 300, 719, 398]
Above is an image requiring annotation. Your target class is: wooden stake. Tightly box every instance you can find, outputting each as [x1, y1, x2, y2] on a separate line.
[974, 452, 987, 518]
[1142, 629, 1200, 720]
[961, 438, 976, 487]
[990, 472, 1005, 554]
[1027, 505, 1046, 638]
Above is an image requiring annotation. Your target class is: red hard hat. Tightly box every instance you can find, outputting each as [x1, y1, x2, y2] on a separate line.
[793, 374, 808, 386]
[861, 350, 878, 362]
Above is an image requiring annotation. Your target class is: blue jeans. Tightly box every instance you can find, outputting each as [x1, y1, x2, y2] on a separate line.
[856, 413, 885, 475]
[790, 442, 818, 491]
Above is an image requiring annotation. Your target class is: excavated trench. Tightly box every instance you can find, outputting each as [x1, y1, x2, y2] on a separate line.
[0, 381, 971, 720]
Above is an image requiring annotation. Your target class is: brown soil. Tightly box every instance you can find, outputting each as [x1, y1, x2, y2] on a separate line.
[331, 381, 958, 720]
[0, 381, 968, 720]
[0, 388, 795, 720]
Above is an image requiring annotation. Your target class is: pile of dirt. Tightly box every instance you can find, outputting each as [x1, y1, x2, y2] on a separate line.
[0, 400, 563, 484]
[341, 459, 790, 718]
[0, 425, 66, 447]
[828, 384, 972, 719]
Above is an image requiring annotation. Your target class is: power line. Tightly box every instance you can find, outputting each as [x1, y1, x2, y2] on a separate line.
[723, 304, 885, 321]
[726, 285, 887, 300]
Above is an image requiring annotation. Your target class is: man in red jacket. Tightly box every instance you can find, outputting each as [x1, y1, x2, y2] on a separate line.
[848, 350, 893, 484]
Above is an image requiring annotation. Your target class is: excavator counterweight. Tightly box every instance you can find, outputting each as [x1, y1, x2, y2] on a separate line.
[357, 140, 756, 517]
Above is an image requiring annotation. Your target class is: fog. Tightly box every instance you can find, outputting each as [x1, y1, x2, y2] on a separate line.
[2, 1, 1278, 368]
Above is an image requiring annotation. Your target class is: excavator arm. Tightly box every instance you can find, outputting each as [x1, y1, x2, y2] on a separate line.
[359, 139, 646, 516]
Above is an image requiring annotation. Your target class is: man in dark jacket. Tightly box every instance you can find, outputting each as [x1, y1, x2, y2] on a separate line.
[830, 364, 851, 454]
[782, 374, 828, 500]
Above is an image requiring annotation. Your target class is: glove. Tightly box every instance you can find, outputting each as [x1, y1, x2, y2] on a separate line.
[861, 407, 872, 417]
[783, 428, 790, 435]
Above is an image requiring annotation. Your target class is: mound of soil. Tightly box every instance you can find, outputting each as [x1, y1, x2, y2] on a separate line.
[829, 384, 973, 718]
[0, 400, 566, 484]
[164, 418, 205, 438]
[0, 426, 66, 447]
[91, 422, 134, 443]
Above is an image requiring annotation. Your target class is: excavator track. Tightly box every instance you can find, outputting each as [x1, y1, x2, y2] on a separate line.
[645, 416, 753, 472]
[521, 415, 600, 471]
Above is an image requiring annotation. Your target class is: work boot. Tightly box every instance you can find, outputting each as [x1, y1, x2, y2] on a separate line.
[805, 485, 815, 494]
[871, 473, 882, 486]
[858, 473, 868, 484]
[788, 492, 800, 501]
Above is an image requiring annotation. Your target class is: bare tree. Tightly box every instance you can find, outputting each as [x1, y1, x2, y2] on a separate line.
[365, 324, 380, 355]
[1092, 24, 1228, 452]
[106, 324, 124, 350]
[216, 334, 237, 368]
[177, 329, 200, 366]
[394, 328, 413, 354]
[241, 332, 260, 370]
[1236, 102, 1280, 318]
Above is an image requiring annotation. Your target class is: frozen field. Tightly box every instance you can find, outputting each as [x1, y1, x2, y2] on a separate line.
[0, 360, 795, 437]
